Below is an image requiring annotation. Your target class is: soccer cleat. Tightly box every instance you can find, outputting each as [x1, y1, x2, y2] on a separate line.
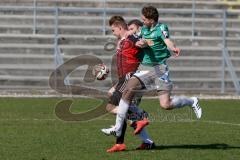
[191, 97, 202, 119]
[133, 118, 149, 135]
[136, 142, 156, 150]
[130, 121, 137, 128]
[106, 143, 126, 153]
[101, 127, 122, 137]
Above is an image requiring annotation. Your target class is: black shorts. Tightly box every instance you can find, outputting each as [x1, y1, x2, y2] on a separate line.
[109, 73, 142, 106]
[108, 76, 128, 106]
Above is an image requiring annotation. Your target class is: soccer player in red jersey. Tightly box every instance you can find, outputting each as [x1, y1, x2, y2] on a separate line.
[102, 16, 155, 152]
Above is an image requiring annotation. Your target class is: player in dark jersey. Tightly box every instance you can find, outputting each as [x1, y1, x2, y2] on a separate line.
[102, 16, 155, 152]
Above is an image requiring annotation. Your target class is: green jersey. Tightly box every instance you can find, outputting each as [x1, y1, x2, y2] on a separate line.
[140, 23, 171, 66]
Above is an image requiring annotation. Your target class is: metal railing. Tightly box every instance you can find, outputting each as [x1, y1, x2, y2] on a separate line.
[221, 9, 240, 94]
[221, 48, 240, 94]
[33, 0, 37, 34]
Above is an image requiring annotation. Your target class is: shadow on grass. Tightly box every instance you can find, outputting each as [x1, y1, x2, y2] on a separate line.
[154, 143, 240, 150]
[124, 143, 240, 152]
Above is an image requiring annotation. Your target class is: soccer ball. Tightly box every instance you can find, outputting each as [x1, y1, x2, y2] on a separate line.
[92, 63, 109, 80]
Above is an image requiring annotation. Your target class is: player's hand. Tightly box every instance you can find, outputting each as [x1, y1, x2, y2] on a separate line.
[107, 86, 116, 97]
[136, 39, 147, 48]
[172, 47, 180, 58]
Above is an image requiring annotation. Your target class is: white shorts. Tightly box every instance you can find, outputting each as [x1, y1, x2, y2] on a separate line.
[133, 64, 173, 92]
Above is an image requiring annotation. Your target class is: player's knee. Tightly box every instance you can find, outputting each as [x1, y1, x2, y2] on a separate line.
[106, 104, 115, 113]
[160, 101, 171, 110]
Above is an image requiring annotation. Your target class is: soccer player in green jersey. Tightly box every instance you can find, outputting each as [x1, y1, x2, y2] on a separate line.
[102, 6, 202, 137]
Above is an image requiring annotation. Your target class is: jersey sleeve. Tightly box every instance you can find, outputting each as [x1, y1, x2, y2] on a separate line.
[158, 24, 170, 40]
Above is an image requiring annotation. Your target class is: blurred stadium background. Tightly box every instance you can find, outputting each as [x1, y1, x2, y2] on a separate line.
[0, 0, 240, 97]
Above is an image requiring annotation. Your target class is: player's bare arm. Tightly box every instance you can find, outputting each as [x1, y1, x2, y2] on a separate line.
[108, 83, 117, 97]
[164, 38, 181, 57]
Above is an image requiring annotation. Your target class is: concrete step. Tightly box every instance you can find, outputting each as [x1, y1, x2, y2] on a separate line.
[0, 44, 240, 56]
[105, 0, 227, 10]
[0, 24, 239, 37]
[1, 43, 239, 56]
[0, 14, 239, 28]
[0, 34, 55, 44]
[173, 78, 237, 91]
[0, 75, 49, 86]
[0, 54, 54, 64]
[168, 56, 240, 68]
[0, 44, 54, 54]
[0, 10, 231, 21]
[216, 0, 240, 10]
[1, 63, 240, 81]
[0, 74, 237, 92]
[1, 53, 240, 69]
[0, 34, 239, 48]
[0, 0, 227, 9]
[0, 74, 112, 89]
[0, 64, 54, 77]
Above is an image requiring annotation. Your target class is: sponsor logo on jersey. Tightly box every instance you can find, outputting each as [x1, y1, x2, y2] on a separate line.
[145, 39, 154, 46]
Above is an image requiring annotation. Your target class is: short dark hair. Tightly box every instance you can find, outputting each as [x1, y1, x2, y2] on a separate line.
[128, 19, 143, 27]
[142, 6, 159, 22]
[109, 15, 127, 29]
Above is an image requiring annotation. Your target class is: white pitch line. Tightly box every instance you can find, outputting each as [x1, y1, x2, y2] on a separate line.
[149, 120, 240, 127]
[0, 118, 239, 127]
[152, 120, 240, 127]
[195, 120, 240, 127]
[100, 119, 240, 127]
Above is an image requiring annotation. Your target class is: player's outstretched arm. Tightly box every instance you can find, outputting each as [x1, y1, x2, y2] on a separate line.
[164, 38, 181, 57]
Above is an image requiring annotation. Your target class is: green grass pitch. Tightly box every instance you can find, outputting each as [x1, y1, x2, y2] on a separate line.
[0, 97, 239, 160]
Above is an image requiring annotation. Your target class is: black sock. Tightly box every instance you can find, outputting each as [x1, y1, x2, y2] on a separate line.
[116, 121, 127, 144]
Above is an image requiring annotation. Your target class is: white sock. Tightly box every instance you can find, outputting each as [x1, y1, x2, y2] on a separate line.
[171, 96, 194, 108]
[115, 99, 129, 130]
[138, 128, 153, 144]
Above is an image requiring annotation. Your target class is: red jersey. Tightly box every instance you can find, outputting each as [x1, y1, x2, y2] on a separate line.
[116, 35, 140, 78]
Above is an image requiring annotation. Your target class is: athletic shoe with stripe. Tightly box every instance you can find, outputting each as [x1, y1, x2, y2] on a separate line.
[101, 127, 121, 137]
[191, 97, 202, 119]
